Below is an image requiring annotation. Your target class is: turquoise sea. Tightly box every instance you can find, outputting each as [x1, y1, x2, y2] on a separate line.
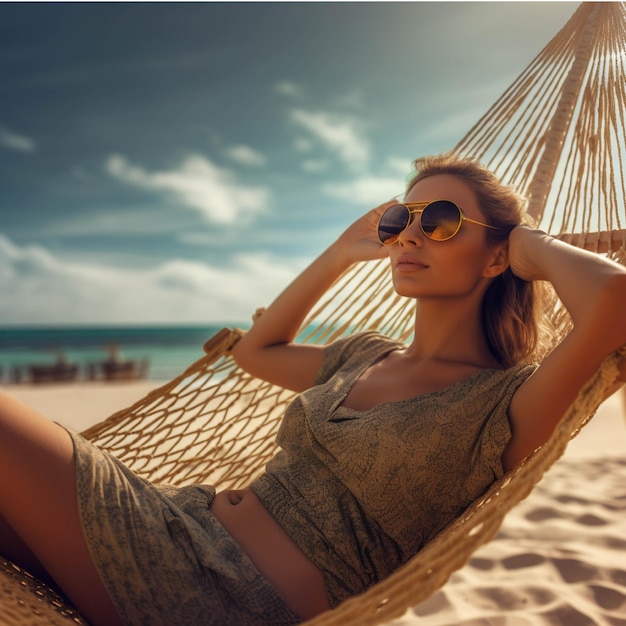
[0, 325, 246, 383]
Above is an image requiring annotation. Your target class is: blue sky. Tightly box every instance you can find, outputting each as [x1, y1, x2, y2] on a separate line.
[0, 1, 577, 326]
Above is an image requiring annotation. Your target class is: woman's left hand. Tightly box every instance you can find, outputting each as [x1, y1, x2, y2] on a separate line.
[507, 225, 552, 282]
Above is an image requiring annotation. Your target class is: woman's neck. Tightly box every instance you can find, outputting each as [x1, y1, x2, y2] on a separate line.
[407, 298, 501, 369]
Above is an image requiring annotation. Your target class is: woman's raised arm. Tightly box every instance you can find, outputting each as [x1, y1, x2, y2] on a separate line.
[230, 202, 392, 392]
[503, 227, 626, 469]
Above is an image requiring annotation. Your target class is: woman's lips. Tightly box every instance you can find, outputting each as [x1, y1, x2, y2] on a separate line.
[395, 254, 428, 271]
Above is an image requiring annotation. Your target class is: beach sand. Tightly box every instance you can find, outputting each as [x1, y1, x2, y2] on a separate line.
[2, 382, 625, 624]
[3, 380, 163, 432]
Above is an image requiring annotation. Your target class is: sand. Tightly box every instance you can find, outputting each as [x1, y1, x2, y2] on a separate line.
[2, 382, 625, 624]
[3, 380, 163, 431]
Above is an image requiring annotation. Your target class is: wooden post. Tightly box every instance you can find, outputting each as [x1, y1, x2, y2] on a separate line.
[526, 2, 602, 222]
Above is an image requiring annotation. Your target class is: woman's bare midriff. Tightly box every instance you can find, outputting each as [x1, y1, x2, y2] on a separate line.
[210, 487, 331, 620]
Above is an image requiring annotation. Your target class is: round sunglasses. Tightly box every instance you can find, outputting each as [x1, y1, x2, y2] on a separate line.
[377, 200, 500, 244]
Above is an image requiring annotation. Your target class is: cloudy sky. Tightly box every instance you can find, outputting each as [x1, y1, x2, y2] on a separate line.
[1, 1, 577, 327]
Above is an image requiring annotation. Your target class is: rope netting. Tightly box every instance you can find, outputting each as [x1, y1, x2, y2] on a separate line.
[455, 2, 626, 251]
[1, 2, 625, 625]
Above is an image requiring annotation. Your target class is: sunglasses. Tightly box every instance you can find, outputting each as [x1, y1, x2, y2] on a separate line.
[377, 200, 500, 244]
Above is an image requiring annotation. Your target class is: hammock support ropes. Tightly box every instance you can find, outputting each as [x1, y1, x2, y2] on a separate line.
[1, 2, 625, 624]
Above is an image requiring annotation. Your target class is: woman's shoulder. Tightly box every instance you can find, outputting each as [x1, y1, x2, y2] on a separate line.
[481, 362, 539, 400]
[315, 330, 402, 385]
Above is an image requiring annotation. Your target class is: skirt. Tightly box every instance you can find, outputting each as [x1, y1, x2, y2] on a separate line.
[68, 429, 302, 626]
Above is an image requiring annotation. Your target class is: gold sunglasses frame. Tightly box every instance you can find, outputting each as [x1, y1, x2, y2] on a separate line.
[378, 200, 500, 244]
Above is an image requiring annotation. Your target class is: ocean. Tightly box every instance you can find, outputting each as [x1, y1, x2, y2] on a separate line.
[0, 325, 246, 384]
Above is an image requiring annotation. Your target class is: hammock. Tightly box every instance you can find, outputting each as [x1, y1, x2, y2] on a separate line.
[2, 2, 625, 624]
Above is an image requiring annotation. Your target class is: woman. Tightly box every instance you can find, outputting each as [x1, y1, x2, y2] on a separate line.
[1, 154, 625, 626]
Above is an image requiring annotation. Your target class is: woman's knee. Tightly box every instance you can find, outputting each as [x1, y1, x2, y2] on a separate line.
[0, 392, 74, 482]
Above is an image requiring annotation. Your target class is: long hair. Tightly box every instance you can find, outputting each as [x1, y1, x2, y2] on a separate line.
[406, 153, 556, 367]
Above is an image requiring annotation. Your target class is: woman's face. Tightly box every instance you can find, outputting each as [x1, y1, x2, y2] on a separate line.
[388, 173, 504, 301]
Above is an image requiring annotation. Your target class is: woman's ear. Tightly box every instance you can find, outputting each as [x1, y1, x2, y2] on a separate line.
[483, 241, 509, 278]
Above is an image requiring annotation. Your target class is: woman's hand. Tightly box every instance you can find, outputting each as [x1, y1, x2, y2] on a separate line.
[331, 200, 399, 266]
[507, 225, 552, 282]
[505, 222, 626, 468]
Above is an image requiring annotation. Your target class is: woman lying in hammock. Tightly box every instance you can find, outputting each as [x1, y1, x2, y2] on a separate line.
[1, 154, 625, 626]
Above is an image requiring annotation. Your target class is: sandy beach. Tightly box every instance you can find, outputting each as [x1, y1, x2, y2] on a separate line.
[2, 381, 625, 624]
[3, 379, 164, 432]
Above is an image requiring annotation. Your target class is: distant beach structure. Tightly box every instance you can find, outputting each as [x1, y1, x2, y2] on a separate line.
[0, 325, 233, 384]
[84, 344, 150, 382]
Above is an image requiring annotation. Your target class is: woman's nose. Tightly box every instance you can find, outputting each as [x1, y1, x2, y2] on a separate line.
[397, 216, 424, 246]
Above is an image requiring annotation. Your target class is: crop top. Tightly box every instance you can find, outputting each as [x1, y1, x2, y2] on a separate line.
[250, 331, 537, 607]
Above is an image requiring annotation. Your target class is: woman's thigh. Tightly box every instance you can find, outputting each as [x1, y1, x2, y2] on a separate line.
[0, 391, 124, 626]
[0, 512, 58, 588]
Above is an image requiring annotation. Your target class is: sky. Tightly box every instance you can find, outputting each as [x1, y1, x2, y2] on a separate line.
[0, 1, 578, 327]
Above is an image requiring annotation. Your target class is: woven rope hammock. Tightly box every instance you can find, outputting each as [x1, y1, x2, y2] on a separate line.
[2, 2, 626, 624]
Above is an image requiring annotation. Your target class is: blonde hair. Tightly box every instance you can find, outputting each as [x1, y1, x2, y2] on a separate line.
[406, 153, 556, 367]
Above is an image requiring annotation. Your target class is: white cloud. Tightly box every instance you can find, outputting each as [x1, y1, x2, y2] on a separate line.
[275, 81, 302, 98]
[290, 109, 370, 172]
[45, 207, 182, 238]
[301, 159, 329, 173]
[386, 156, 413, 179]
[316, 155, 412, 203]
[0, 127, 36, 153]
[105, 153, 270, 224]
[0, 234, 305, 325]
[323, 175, 405, 205]
[294, 137, 313, 153]
[226, 144, 267, 167]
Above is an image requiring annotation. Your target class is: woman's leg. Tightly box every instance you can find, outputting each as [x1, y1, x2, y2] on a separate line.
[0, 391, 124, 626]
[0, 511, 59, 589]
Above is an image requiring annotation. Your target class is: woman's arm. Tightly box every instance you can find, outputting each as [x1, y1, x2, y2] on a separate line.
[503, 227, 626, 469]
[230, 202, 393, 392]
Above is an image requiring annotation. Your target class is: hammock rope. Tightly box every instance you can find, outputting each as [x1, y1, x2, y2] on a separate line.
[1, 2, 625, 624]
